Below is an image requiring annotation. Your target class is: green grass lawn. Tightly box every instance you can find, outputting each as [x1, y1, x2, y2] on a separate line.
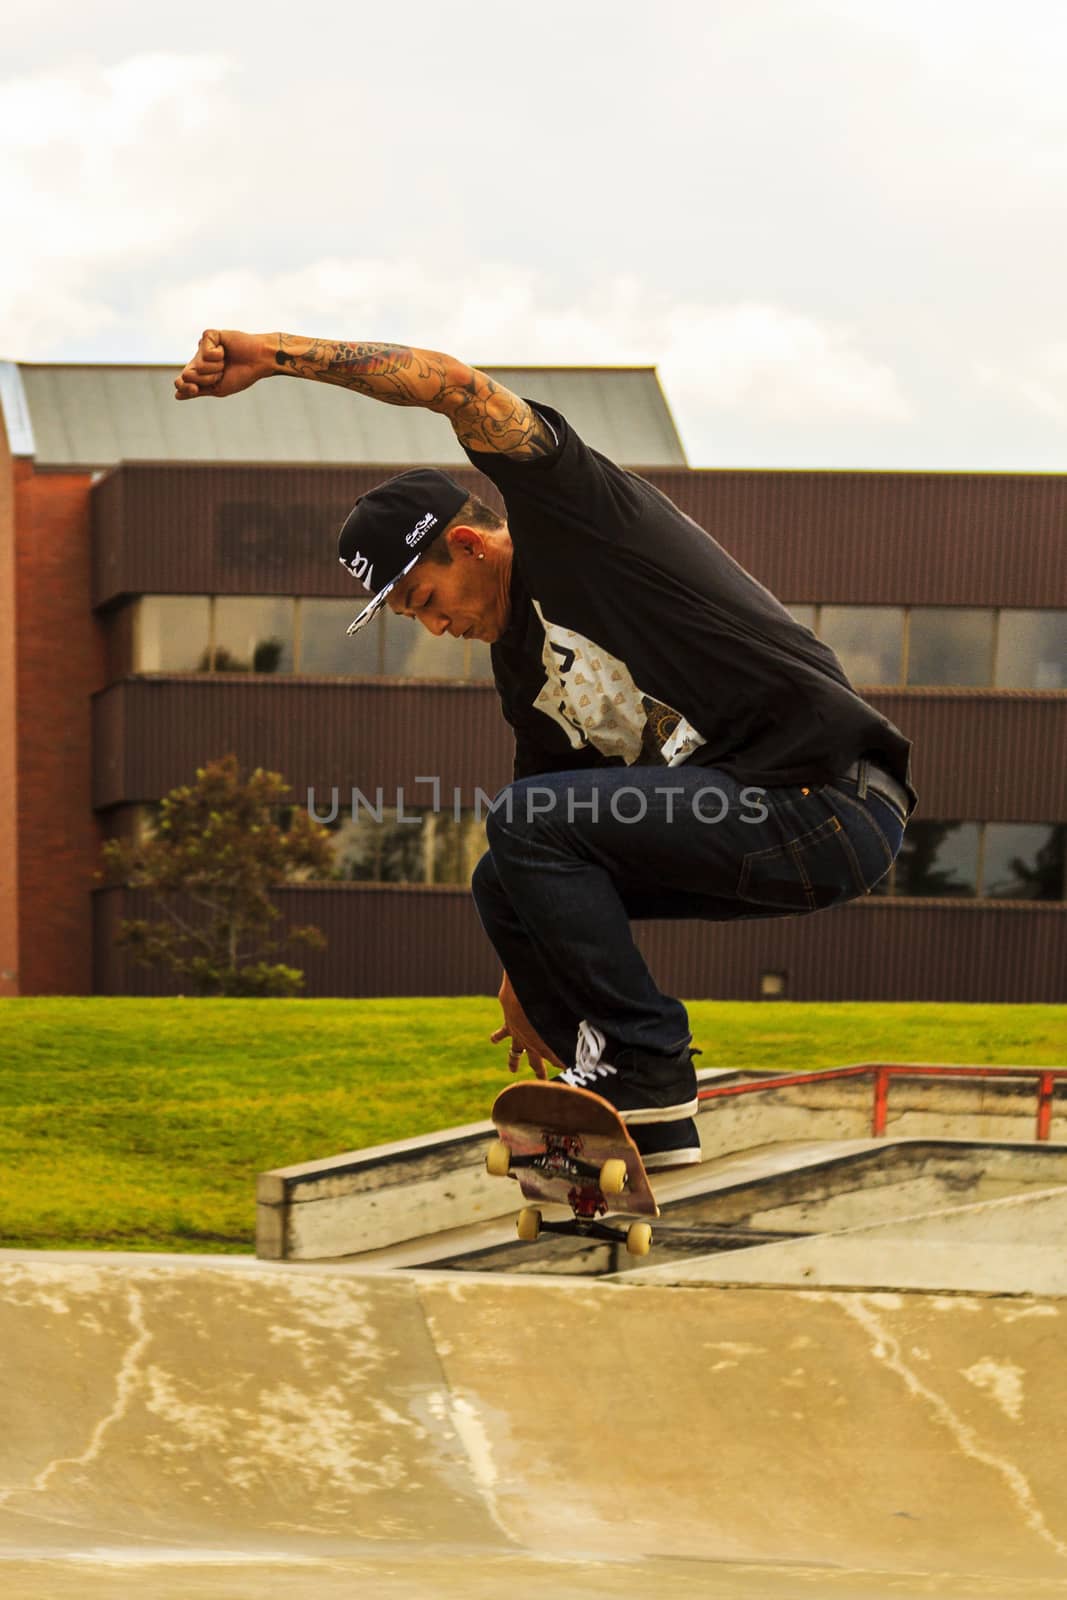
[1, 997, 1064, 1254]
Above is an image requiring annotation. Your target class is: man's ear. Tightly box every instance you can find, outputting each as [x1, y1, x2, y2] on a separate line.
[448, 524, 483, 560]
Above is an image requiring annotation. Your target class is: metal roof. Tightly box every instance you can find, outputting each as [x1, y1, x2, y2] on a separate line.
[1, 360, 687, 470]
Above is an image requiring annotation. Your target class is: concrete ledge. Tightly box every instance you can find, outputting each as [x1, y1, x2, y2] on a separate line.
[257, 1064, 1067, 1261]
[256, 1069, 753, 1259]
[257, 1113, 517, 1259]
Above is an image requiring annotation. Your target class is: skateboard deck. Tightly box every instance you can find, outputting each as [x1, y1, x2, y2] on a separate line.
[488, 1081, 659, 1254]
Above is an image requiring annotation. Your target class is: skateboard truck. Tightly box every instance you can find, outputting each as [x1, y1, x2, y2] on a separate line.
[487, 1082, 658, 1259]
[515, 1207, 654, 1255]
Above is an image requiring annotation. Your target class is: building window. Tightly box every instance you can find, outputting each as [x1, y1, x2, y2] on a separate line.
[134, 596, 212, 672]
[379, 611, 494, 681]
[981, 823, 1067, 900]
[382, 608, 469, 680]
[427, 812, 490, 883]
[468, 640, 496, 681]
[125, 595, 496, 681]
[299, 600, 384, 675]
[893, 821, 980, 896]
[212, 597, 295, 673]
[907, 609, 995, 687]
[784, 603, 817, 632]
[879, 820, 1066, 900]
[327, 810, 425, 883]
[102, 804, 160, 845]
[300, 603, 494, 680]
[127, 594, 1064, 690]
[820, 606, 904, 686]
[994, 611, 1067, 690]
[780, 604, 1066, 689]
[324, 809, 487, 885]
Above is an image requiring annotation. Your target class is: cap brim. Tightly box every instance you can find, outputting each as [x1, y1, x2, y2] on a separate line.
[346, 552, 421, 636]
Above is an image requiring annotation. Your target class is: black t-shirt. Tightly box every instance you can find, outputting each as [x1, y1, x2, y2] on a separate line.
[463, 403, 917, 807]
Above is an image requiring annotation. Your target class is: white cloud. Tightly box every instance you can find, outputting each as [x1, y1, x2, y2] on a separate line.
[973, 345, 1067, 427]
[150, 259, 910, 464]
[151, 257, 908, 448]
[0, 53, 232, 354]
[0, 52, 226, 153]
[2, 9, 1067, 467]
[658, 303, 910, 426]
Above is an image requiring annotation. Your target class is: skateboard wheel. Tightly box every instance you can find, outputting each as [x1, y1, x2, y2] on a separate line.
[517, 1207, 542, 1242]
[599, 1158, 628, 1196]
[486, 1140, 511, 1178]
[626, 1222, 653, 1257]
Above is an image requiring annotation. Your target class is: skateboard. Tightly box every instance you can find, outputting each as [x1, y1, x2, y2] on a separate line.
[487, 1081, 659, 1256]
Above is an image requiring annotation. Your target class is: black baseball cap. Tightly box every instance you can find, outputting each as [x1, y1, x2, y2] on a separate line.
[338, 469, 469, 636]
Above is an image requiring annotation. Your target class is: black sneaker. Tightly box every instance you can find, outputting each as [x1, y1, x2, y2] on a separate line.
[554, 1025, 699, 1124]
[631, 1118, 702, 1171]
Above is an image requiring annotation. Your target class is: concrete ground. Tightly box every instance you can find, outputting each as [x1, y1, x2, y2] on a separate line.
[2, 1252, 1066, 1599]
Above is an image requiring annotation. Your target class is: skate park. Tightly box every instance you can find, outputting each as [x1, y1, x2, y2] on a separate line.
[4, 1062, 1067, 1600]
[5, 6, 1067, 1593]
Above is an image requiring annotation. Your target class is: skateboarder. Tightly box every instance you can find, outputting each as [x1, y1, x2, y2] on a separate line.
[176, 330, 917, 1170]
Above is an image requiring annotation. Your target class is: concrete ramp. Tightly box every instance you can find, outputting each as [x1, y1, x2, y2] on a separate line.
[2, 1254, 1067, 1598]
[643, 1184, 1067, 1295]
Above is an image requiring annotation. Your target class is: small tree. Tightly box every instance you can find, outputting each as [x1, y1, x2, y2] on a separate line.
[101, 755, 333, 996]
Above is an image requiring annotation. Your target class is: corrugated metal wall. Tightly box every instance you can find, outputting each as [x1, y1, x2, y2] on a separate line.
[88, 461, 1067, 1002]
[871, 691, 1067, 818]
[92, 463, 1067, 608]
[648, 470, 1067, 606]
[638, 897, 1067, 1004]
[91, 464, 506, 606]
[93, 885, 1067, 1004]
[91, 677, 1067, 822]
[92, 678, 513, 811]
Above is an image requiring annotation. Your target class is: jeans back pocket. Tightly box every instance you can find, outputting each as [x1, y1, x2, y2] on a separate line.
[737, 813, 869, 913]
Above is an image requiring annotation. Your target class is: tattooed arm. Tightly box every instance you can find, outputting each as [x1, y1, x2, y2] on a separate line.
[174, 329, 555, 460]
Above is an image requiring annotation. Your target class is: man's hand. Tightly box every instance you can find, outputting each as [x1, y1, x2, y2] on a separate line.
[490, 972, 567, 1080]
[174, 329, 273, 400]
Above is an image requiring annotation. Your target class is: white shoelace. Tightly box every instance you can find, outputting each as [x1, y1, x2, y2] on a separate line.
[559, 1021, 618, 1089]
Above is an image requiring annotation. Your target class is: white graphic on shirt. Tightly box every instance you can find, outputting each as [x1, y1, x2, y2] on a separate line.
[531, 600, 706, 767]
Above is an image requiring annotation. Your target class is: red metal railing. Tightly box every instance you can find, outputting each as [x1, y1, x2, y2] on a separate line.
[696, 1063, 1067, 1142]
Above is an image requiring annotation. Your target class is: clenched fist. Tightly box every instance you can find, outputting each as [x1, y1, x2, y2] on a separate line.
[174, 329, 273, 400]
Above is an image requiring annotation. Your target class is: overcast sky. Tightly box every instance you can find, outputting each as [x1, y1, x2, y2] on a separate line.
[4, 0, 1067, 468]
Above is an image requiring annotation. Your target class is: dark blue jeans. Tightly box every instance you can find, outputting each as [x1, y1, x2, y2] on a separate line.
[471, 764, 905, 1066]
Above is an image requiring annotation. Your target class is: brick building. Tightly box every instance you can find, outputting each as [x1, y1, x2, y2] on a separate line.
[1, 360, 1064, 1001]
